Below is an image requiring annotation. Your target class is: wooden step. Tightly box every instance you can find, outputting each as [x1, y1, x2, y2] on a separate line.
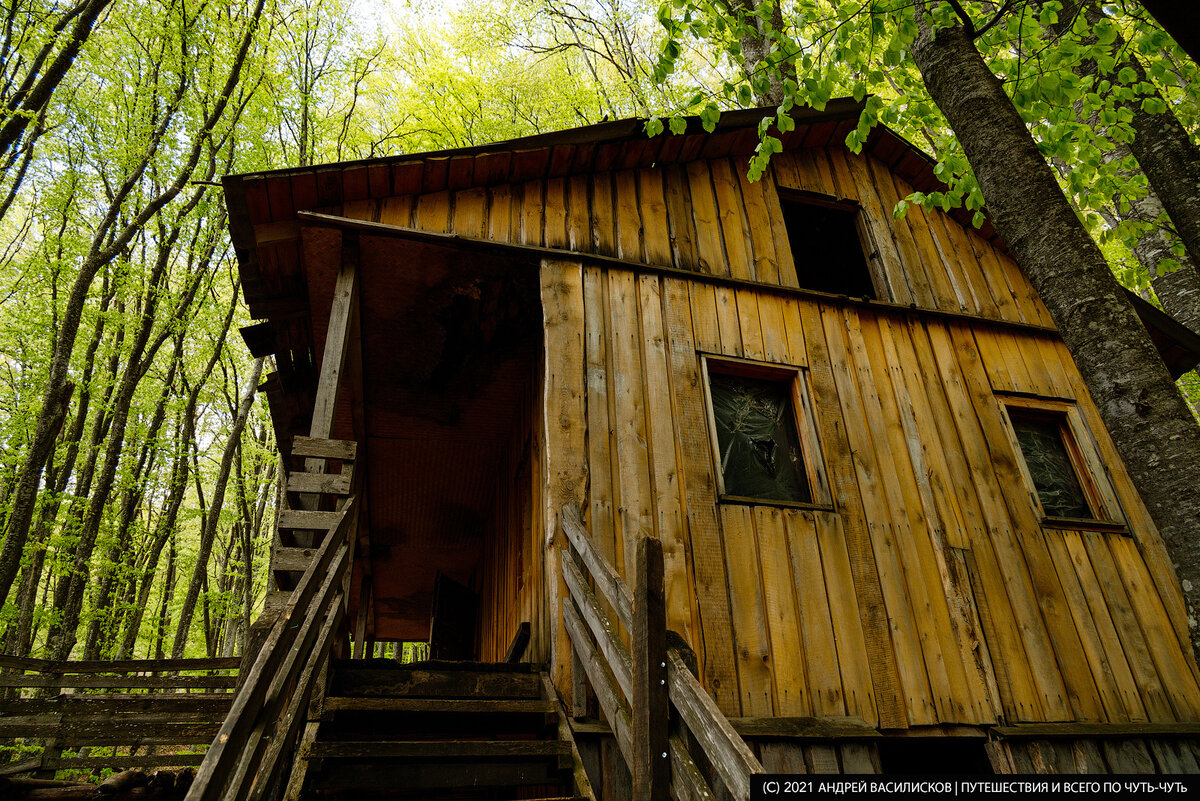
[332, 658, 540, 673]
[276, 510, 345, 531]
[309, 740, 568, 759]
[307, 740, 570, 791]
[320, 696, 556, 736]
[323, 697, 555, 715]
[320, 720, 556, 742]
[330, 665, 541, 699]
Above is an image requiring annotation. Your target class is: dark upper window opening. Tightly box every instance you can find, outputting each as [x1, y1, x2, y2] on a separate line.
[778, 190, 876, 300]
[1006, 407, 1096, 521]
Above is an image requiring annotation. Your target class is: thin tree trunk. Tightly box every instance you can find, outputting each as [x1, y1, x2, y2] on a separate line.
[908, 8, 1200, 657]
[152, 535, 176, 661]
[114, 300, 235, 660]
[46, 208, 210, 661]
[82, 339, 182, 660]
[170, 356, 264, 658]
[1078, 2, 1200, 281]
[0, 0, 113, 159]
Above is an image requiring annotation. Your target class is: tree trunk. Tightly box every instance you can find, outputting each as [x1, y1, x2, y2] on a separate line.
[45, 218, 204, 661]
[729, 0, 792, 106]
[170, 356, 264, 658]
[114, 302, 236, 660]
[1078, 2, 1200, 280]
[0, 0, 113, 160]
[152, 535, 176, 661]
[908, 12, 1200, 657]
[82, 341, 181, 660]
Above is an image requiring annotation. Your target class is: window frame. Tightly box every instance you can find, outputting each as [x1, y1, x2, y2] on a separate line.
[998, 395, 1127, 532]
[699, 353, 833, 511]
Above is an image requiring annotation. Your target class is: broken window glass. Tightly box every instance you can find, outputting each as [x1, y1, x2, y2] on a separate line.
[710, 372, 811, 503]
[1009, 412, 1092, 519]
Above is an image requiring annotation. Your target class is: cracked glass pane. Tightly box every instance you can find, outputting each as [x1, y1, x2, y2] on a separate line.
[710, 372, 811, 503]
[1010, 413, 1092, 519]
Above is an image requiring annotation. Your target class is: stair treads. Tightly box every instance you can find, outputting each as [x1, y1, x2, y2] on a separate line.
[308, 740, 568, 759]
[322, 698, 554, 714]
[330, 668, 541, 699]
[331, 658, 539, 673]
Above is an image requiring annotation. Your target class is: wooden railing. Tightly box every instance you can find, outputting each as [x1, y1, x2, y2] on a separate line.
[185, 436, 360, 801]
[0, 656, 239, 778]
[560, 503, 764, 801]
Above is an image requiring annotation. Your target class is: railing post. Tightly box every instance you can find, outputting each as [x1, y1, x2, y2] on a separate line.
[632, 535, 668, 801]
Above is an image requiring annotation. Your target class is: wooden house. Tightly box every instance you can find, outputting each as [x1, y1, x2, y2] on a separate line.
[203, 98, 1200, 798]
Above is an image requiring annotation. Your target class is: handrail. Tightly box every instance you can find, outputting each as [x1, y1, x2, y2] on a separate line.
[186, 496, 356, 801]
[559, 503, 763, 801]
[0, 656, 241, 674]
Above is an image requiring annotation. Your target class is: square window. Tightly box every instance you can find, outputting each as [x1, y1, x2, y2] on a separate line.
[777, 191, 877, 299]
[1004, 404, 1113, 524]
[701, 357, 829, 508]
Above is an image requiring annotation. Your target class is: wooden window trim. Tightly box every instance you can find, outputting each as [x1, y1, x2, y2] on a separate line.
[699, 354, 833, 510]
[997, 395, 1126, 530]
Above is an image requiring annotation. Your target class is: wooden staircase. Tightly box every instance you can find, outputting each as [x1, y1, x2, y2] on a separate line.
[287, 659, 592, 800]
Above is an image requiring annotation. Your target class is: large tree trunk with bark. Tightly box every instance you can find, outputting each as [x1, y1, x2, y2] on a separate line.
[729, 0, 793, 106]
[908, 13, 1200, 656]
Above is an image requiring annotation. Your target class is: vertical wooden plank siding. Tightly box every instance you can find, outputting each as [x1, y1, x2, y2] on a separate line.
[322, 145, 1197, 732]
[540, 260, 589, 697]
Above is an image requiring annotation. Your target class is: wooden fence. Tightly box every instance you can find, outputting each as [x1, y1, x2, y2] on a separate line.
[0, 656, 240, 778]
[560, 503, 765, 801]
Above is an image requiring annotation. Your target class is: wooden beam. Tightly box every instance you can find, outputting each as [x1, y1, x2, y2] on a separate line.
[291, 436, 357, 461]
[247, 601, 343, 801]
[353, 574, 372, 660]
[669, 732, 716, 801]
[632, 537, 668, 801]
[992, 722, 1200, 738]
[295, 210, 1060, 338]
[271, 546, 315, 574]
[727, 716, 880, 739]
[540, 672, 598, 801]
[0, 656, 240, 674]
[286, 472, 351, 496]
[309, 234, 359, 441]
[187, 501, 354, 801]
[276, 510, 344, 531]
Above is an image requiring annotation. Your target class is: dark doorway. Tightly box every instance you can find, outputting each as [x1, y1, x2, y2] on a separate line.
[428, 572, 479, 660]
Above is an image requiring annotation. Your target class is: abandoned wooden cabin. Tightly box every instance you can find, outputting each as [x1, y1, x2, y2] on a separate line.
[138, 98, 1200, 799]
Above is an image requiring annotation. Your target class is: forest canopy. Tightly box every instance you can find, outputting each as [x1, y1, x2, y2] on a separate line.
[0, 0, 1197, 666]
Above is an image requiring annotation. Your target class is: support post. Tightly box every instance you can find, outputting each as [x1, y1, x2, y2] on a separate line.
[352, 575, 371, 660]
[632, 536, 668, 801]
[295, 232, 359, 546]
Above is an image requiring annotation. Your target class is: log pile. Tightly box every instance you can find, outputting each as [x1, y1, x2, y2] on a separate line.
[0, 768, 194, 799]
